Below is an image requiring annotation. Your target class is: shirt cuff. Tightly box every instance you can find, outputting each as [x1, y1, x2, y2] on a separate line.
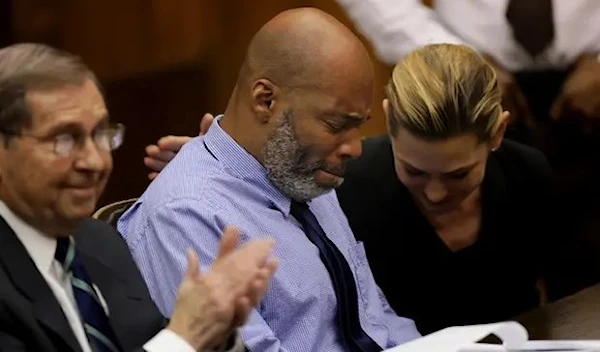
[207, 333, 243, 352]
[143, 329, 195, 352]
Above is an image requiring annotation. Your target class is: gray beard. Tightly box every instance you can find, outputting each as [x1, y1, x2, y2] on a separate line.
[263, 111, 342, 202]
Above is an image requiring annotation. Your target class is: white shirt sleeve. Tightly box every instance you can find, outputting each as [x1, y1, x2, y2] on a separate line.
[143, 329, 244, 352]
[336, 0, 465, 64]
[143, 329, 195, 352]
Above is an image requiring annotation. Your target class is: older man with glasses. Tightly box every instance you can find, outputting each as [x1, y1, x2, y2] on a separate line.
[0, 43, 277, 352]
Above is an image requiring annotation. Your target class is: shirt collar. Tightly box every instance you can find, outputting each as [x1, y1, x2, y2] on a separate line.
[203, 115, 292, 215]
[0, 201, 56, 274]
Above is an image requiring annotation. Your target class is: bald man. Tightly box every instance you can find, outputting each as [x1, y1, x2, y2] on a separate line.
[118, 8, 420, 352]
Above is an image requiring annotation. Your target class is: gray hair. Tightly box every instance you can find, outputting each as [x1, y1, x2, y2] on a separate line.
[0, 43, 100, 139]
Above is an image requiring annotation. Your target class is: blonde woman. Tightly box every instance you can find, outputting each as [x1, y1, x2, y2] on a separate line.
[141, 44, 594, 335]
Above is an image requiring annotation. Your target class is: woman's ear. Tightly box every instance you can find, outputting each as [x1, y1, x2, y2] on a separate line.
[382, 99, 391, 131]
[491, 111, 510, 151]
[382, 99, 390, 120]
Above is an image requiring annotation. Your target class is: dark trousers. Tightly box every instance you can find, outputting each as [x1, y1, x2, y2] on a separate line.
[510, 69, 600, 293]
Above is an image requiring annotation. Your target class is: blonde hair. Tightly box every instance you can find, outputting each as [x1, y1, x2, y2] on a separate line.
[385, 43, 502, 142]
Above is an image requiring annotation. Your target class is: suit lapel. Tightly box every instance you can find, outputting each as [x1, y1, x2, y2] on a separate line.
[0, 217, 83, 352]
[75, 222, 144, 349]
[74, 221, 144, 303]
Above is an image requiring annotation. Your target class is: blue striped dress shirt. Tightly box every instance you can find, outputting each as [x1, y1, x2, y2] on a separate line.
[117, 116, 421, 351]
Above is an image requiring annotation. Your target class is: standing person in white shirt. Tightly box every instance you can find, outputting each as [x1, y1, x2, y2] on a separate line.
[0, 42, 277, 352]
[337, 0, 600, 131]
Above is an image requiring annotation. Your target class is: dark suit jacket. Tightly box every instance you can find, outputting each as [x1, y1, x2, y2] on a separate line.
[0, 217, 166, 352]
[336, 136, 598, 334]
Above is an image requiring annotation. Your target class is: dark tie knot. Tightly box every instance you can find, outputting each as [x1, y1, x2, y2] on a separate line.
[506, 0, 554, 57]
[290, 201, 309, 216]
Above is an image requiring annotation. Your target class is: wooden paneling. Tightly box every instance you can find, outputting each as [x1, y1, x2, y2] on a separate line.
[8, 0, 408, 204]
[201, 0, 313, 117]
[12, 0, 218, 80]
[0, 0, 12, 47]
[99, 65, 211, 206]
[11, 0, 394, 137]
[11, 0, 62, 46]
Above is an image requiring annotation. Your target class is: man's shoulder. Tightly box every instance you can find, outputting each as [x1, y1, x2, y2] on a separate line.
[148, 137, 224, 197]
[77, 217, 118, 235]
[76, 218, 135, 261]
[76, 219, 159, 297]
[73, 219, 167, 346]
[123, 135, 278, 228]
[120, 137, 239, 224]
[117, 173, 259, 247]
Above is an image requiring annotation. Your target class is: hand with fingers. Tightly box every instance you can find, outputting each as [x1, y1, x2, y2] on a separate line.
[145, 113, 215, 180]
[550, 54, 600, 133]
[166, 226, 277, 351]
[482, 54, 537, 133]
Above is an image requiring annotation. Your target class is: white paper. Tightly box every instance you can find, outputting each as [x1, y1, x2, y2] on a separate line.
[461, 341, 600, 351]
[383, 321, 600, 352]
[383, 322, 527, 352]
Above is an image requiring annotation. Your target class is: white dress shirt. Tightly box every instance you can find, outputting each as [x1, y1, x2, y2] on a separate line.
[337, 0, 600, 71]
[0, 201, 209, 352]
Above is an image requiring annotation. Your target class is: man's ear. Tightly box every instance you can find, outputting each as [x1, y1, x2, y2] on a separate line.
[251, 79, 278, 123]
[491, 111, 510, 151]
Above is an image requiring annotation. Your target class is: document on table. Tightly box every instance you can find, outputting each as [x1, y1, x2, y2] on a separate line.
[383, 321, 600, 351]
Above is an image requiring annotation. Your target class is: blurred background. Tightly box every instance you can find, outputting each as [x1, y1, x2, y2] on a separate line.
[3, 0, 431, 206]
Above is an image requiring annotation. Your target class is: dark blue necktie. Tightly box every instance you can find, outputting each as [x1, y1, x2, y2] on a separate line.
[290, 201, 382, 352]
[55, 237, 122, 352]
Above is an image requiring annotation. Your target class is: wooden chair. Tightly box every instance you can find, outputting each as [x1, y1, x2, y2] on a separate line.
[92, 198, 137, 227]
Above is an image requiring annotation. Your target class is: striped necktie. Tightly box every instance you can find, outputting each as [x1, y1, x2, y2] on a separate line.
[55, 237, 122, 352]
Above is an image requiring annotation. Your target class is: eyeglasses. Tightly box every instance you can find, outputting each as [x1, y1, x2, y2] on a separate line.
[1, 123, 125, 157]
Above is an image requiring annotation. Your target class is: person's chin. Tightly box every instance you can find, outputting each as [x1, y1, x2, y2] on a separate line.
[421, 199, 461, 214]
[63, 189, 99, 212]
[66, 186, 97, 198]
[55, 202, 94, 226]
[314, 170, 344, 188]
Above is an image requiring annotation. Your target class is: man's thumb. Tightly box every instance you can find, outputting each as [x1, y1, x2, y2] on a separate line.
[200, 113, 215, 136]
[185, 248, 201, 279]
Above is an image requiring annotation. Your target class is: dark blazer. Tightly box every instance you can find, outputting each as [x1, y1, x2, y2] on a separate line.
[0, 217, 166, 352]
[336, 136, 598, 335]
